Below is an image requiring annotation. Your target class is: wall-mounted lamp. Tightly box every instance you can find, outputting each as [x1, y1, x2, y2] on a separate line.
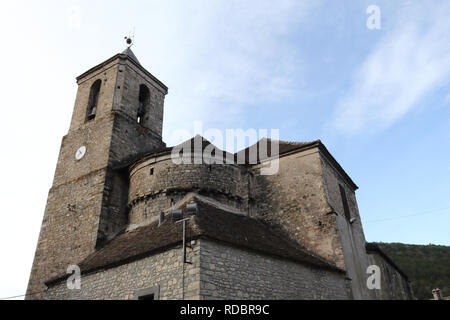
[171, 209, 183, 222]
[186, 203, 198, 215]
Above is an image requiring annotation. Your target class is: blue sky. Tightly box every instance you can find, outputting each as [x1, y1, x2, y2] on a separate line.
[0, 0, 449, 299]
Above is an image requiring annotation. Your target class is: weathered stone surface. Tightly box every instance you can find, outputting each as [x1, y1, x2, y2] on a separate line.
[26, 52, 167, 300]
[366, 245, 414, 300]
[28, 50, 414, 300]
[199, 240, 348, 300]
[128, 154, 247, 225]
[45, 239, 346, 300]
[250, 148, 344, 267]
[46, 243, 200, 300]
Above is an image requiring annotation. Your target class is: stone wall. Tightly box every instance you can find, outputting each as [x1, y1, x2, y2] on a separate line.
[319, 153, 371, 299]
[27, 53, 168, 300]
[46, 239, 348, 300]
[70, 55, 166, 135]
[250, 148, 344, 267]
[26, 169, 107, 299]
[27, 113, 117, 298]
[69, 60, 119, 132]
[367, 252, 414, 300]
[109, 112, 165, 167]
[128, 155, 248, 225]
[29, 47, 413, 301]
[97, 168, 130, 245]
[128, 192, 184, 226]
[46, 243, 200, 300]
[53, 115, 114, 187]
[115, 60, 166, 136]
[199, 240, 349, 300]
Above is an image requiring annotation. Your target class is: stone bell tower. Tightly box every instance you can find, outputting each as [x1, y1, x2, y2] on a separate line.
[26, 47, 168, 299]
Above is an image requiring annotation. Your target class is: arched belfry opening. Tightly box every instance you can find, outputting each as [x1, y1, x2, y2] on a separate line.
[86, 79, 101, 121]
[137, 84, 150, 124]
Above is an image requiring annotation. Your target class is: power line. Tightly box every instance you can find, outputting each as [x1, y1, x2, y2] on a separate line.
[3, 208, 449, 299]
[365, 206, 450, 224]
[0, 289, 47, 300]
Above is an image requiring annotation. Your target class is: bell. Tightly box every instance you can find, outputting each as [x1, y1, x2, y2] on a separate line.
[87, 106, 97, 119]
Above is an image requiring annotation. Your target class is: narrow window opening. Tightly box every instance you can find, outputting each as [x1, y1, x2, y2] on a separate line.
[339, 184, 351, 221]
[86, 79, 101, 121]
[150, 168, 154, 175]
[137, 84, 150, 125]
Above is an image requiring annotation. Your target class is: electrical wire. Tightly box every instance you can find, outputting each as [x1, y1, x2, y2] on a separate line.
[0, 289, 47, 300]
[364, 206, 450, 223]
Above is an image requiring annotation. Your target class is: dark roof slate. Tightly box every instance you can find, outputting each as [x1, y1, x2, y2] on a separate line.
[121, 47, 141, 66]
[46, 199, 343, 286]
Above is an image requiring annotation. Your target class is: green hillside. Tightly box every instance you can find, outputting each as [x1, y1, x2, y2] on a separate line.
[375, 242, 450, 300]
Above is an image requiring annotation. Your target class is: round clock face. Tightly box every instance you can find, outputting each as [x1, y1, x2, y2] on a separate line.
[75, 146, 86, 160]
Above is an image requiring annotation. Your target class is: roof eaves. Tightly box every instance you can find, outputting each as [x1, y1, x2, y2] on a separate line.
[317, 142, 359, 191]
[75, 53, 168, 94]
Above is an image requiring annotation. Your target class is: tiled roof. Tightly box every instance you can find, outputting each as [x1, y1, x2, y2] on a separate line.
[124, 135, 319, 169]
[235, 138, 319, 164]
[46, 198, 343, 286]
[120, 135, 357, 190]
[124, 135, 233, 170]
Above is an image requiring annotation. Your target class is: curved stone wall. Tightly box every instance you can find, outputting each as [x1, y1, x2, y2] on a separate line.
[128, 154, 248, 225]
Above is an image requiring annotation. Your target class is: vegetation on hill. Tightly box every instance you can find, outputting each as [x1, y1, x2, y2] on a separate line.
[375, 242, 450, 300]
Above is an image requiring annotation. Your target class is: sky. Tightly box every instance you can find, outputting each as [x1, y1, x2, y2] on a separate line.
[0, 0, 449, 299]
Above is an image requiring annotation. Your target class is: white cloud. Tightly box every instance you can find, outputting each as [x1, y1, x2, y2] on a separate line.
[158, 0, 318, 145]
[0, 0, 319, 299]
[333, 2, 450, 134]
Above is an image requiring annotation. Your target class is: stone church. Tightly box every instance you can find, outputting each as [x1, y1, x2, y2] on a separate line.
[27, 48, 413, 300]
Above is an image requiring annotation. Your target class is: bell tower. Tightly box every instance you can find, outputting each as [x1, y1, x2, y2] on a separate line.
[26, 47, 168, 299]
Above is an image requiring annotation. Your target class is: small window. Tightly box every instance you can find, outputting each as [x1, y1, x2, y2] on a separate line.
[134, 285, 159, 300]
[138, 293, 154, 300]
[86, 79, 101, 121]
[150, 168, 154, 175]
[339, 184, 351, 221]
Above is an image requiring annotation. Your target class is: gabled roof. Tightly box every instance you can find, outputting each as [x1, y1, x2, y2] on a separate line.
[125, 135, 234, 170]
[125, 136, 318, 170]
[235, 138, 319, 164]
[46, 197, 343, 286]
[122, 135, 358, 190]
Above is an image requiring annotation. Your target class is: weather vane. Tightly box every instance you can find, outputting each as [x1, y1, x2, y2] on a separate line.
[124, 29, 135, 48]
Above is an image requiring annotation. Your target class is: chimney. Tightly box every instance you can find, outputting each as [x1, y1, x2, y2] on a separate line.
[432, 288, 443, 300]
